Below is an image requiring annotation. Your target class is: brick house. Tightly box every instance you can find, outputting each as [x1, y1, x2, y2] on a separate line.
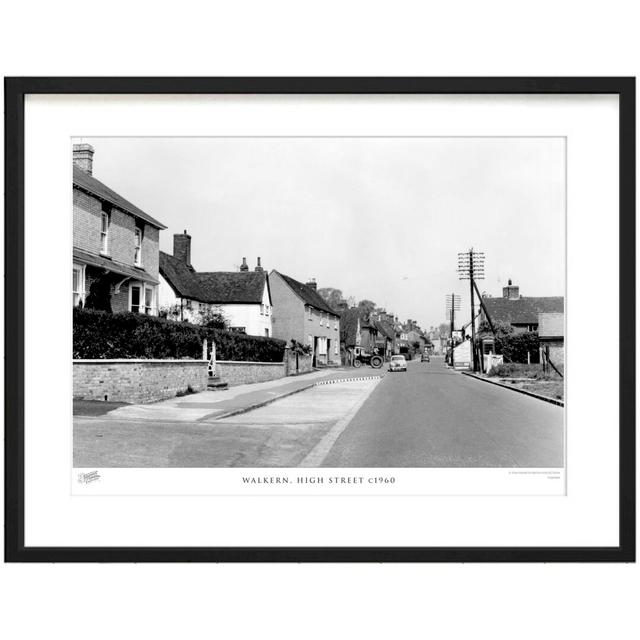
[480, 279, 564, 333]
[73, 144, 166, 314]
[269, 271, 341, 366]
[158, 233, 272, 336]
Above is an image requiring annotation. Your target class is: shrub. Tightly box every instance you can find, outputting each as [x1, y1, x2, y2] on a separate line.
[73, 308, 286, 362]
[492, 331, 540, 364]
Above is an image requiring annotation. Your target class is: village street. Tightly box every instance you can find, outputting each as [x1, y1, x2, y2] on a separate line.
[74, 357, 563, 468]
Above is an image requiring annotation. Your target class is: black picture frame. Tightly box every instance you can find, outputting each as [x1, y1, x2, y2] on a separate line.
[4, 77, 635, 563]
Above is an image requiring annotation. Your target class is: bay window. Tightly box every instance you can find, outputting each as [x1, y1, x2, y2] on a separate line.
[72, 264, 85, 307]
[130, 282, 156, 315]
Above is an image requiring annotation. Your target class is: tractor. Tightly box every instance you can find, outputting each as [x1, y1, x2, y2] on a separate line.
[352, 346, 384, 369]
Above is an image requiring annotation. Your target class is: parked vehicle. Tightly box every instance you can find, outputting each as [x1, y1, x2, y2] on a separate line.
[352, 346, 384, 369]
[388, 355, 407, 372]
[421, 352, 430, 362]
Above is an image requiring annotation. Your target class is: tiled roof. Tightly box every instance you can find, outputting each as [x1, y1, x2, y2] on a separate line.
[274, 271, 340, 317]
[73, 165, 167, 230]
[481, 296, 564, 325]
[196, 271, 267, 304]
[373, 319, 395, 340]
[159, 251, 206, 301]
[73, 247, 159, 284]
[340, 308, 361, 346]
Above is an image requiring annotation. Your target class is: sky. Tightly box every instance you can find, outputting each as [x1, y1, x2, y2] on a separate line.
[77, 137, 565, 330]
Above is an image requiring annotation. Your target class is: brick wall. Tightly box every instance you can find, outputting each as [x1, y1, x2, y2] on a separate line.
[73, 187, 159, 279]
[284, 350, 313, 376]
[73, 189, 102, 253]
[73, 360, 208, 403]
[541, 340, 565, 368]
[215, 361, 286, 385]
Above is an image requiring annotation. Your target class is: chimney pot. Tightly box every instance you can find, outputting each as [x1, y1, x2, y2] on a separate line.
[254, 257, 263, 272]
[306, 277, 317, 290]
[240, 257, 249, 272]
[73, 143, 94, 175]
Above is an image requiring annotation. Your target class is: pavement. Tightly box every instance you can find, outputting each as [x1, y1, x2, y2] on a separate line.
[74, 374, 381, 467]
[74, 356, 564, 468]
[76, 366, 383, 423]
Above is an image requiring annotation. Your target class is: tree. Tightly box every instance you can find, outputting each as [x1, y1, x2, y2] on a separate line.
[477, 320, 513, 337]
[438, 323, 450, 338]
[317, 287, 344, 310]
[84, 274, 112, 313]
[198, 306, 228, 330]
[357, 299, 377, 317]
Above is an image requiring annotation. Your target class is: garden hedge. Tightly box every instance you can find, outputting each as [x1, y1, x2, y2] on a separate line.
[73, 308, 286, 362]
[492, 331, 540, 364]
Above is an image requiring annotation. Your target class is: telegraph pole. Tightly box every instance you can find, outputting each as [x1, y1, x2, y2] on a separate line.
[445, 293, 460, 366]
[457, 249, 485, 372]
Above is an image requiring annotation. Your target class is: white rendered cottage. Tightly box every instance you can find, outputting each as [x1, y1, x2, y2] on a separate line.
[159, 232, 272, 336]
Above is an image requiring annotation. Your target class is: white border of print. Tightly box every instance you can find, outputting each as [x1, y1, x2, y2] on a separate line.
[24, 94, 618, 548]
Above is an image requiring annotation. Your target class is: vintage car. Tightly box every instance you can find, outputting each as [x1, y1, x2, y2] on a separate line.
[388, 355, 407, 372]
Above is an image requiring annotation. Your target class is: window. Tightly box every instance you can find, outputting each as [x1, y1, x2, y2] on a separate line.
[264, 328, 269, 337]
[100, 210, 110, 254]
[260, 303, 265, 315]
[130, 283, 156, 315]
[334, 318, 338, 330]
[230, 326, 246, 334]
[307, 306, 312, 321]
[144, 287, 153, 314]
[334, 342, 339, 355]
[130, 284, 141, 313]
[134, 227, 142, 266]
[72, 264, 85, 306]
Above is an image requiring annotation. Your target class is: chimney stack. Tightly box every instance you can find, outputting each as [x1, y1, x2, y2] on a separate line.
[306, 278, 317, 290]
[502, 278, 520, 300]
[254, 257, 263, 272]
[72, 143, 94, 175]
[173, 230, 192, 266]
[240, 257, 249, 272]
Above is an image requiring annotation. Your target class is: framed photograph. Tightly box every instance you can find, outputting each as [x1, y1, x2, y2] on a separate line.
[5, 77, 635, 562]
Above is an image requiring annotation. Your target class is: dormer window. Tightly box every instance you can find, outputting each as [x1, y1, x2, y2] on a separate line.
[100, 209, 110, 254]
[134, 227, 142, 266]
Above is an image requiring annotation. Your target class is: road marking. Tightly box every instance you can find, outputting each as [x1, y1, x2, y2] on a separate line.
[298, 377, 382, 467]
[314, 375, 382, 385]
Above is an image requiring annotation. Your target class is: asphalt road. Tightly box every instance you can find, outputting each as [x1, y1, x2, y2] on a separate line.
[321, 357, 564, 467]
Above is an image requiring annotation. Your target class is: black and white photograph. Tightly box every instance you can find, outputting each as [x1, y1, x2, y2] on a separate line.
[6, 76, 632, 565]
[72, 136, 565, 473]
